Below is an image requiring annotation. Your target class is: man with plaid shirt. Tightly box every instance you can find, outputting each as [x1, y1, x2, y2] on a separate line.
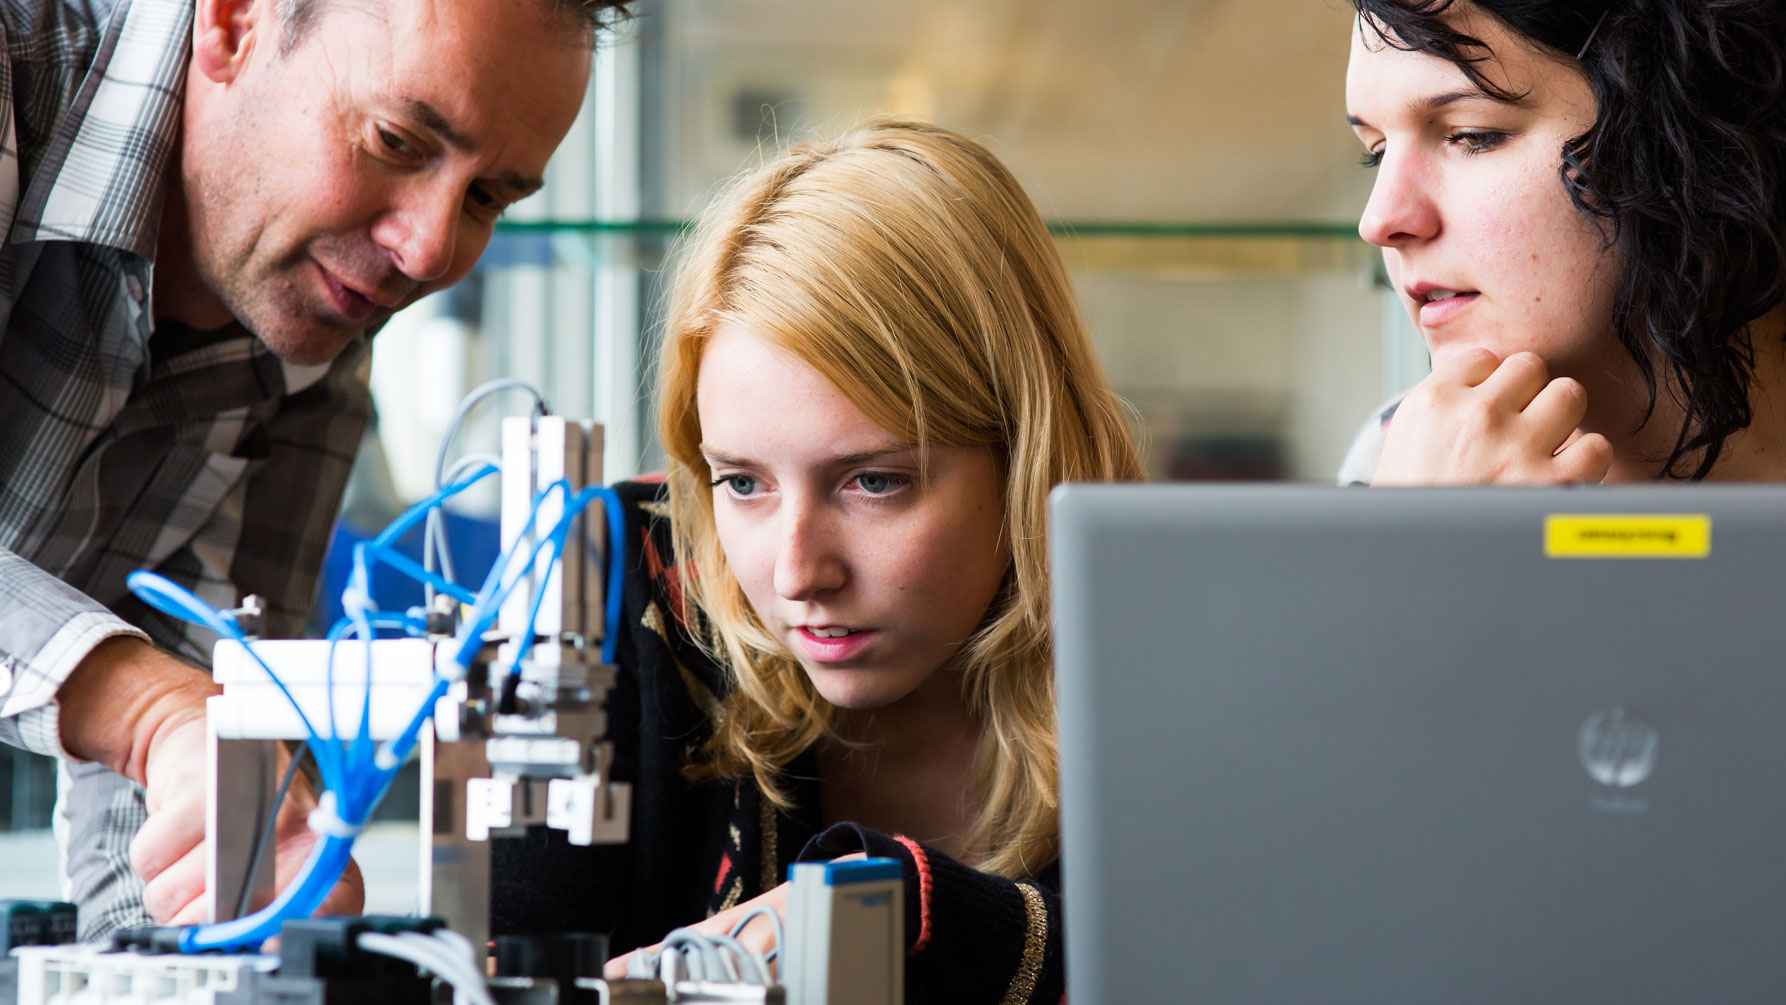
[0, 0, 625, 937]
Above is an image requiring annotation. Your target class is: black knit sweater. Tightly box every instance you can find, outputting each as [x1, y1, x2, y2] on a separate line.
[491, 481, 1065, 1003]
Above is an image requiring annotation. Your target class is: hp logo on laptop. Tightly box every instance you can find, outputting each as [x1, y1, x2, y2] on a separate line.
[1578, 708, 1659, 788]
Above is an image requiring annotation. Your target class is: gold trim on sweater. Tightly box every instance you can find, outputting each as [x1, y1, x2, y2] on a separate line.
[999, 883, 1047, 1005]
[760, 795, 779, 893]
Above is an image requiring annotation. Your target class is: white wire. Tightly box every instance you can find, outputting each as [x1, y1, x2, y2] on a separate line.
[631, 926, 773, 987]
[422, 377, 550, 609]
[356, 933, 449, 988]
[660, 933, 723, 983]
[434, 379, 550, 491]
[728, 903, 787, 965]
[431, 926, 481, 969]
[428, 926, 498, 999]
[414, 937, 492, 1005]
[423, 451, 504, 606]
[397, 931, 492, 1004]
[358, 931, 495, 1005]
[356, 933, 460, 988]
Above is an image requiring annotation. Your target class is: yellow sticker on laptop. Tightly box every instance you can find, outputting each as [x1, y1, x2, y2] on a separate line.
[1545, 514, 1710, 559]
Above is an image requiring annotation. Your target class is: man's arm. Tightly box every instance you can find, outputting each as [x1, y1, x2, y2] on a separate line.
[60, 638, 364, 927]
[0, 547, 157, 756]
[0, 547, 227, 929]
[53, 637, 230, 926]
[0, 547, 363, 928]
[99, 343, 377, 926]
[56, 636, 217, 784]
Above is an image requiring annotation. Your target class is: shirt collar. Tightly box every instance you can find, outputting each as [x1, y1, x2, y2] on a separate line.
[9, 0, 192, 256]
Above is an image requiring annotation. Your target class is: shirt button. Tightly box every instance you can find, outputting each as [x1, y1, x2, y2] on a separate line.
[125, 275, 145, 304]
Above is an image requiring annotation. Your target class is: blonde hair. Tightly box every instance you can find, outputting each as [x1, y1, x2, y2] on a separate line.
[656, 119, 1143, 878]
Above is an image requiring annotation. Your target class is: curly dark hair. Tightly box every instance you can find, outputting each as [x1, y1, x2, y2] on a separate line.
[1353, 0, 1786, 478]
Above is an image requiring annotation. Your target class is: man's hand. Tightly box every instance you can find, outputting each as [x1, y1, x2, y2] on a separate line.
[129, 721, 365, 924]
[1373, 348, 1614, 486]
[59, 636, 364, 924]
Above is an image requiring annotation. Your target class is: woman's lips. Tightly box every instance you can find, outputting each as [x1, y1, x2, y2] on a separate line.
[793, 627, 878, 663]
[1417, 292, 1480, 328]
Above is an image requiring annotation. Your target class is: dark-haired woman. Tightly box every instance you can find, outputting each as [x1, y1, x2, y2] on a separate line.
[1336, 0, 1786, 485]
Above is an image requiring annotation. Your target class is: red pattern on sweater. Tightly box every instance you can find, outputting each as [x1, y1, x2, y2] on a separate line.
[893, 834, 934, 955]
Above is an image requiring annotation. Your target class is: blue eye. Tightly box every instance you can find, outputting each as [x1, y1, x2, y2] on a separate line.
[853, 472, 908, 495]
[711, 474, 759, 497]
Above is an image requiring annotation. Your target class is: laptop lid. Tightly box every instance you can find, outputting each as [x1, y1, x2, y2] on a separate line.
[1051, 485, 1786, 1003]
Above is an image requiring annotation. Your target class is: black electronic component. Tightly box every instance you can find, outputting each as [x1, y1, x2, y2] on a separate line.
[277, 914, 446, 979]
[1, 901, 78, 1005]
[109, 925, 188, 955]
[0, 900, 78, 953]
[497, 672, 523, 715]
[493, 931, 608, 1003]
[274, 915, 446, 1005]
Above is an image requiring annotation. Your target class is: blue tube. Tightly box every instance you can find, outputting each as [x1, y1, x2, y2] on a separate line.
[231, 635, 345, 793]
[455, 507, 579, 671]
[321, 617, 362, 763]
[505, 524, 574, 676]
[589, 487, 627, 666]
[179, 831, 357, 952]
[156, 469, 632, 955]
[451, 481, 573, 670]
[127, 572, 235, 637]
[319, 612, 425, 778]
[374, 464, 499, 551]
[452, 529, 559, 670]
[504, 485, 627, 672]
[366, 548, 478, 606]
[469, 480, 571, 612]
[124, 573, 340, 788]
[340, 464, 497, 628]
[379, 677, 451, 779]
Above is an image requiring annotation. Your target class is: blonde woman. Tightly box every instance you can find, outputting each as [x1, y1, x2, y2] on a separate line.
[493, 119, 1142, 1003]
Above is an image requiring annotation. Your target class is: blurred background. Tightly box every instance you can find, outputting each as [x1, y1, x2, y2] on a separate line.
[1, 0, 1431, 889]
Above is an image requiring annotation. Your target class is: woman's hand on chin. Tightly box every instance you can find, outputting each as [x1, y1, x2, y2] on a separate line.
[1373, 347, 1614, 486]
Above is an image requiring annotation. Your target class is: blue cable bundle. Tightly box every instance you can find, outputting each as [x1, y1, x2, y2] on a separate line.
[126, 460, 626, 953]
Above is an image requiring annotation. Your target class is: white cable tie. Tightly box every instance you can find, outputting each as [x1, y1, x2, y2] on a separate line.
[342, 586, 372, 620]
[306, 793, 364, 839]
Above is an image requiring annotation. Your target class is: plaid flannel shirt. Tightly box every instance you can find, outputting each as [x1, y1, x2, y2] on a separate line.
[0, 0, 371, 937]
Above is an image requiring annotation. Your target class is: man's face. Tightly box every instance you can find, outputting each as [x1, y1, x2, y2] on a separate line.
[181, 0, 592, 364]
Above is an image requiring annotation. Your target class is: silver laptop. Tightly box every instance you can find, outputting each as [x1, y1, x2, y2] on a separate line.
[1051, 485, 1786, 1003]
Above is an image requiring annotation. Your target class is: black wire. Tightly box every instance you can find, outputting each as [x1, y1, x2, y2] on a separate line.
[235, 743, 309, 920]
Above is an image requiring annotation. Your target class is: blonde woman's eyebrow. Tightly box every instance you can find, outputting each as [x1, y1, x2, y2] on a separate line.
[829, 446, 919, 467]
[699, 445, 917, 469]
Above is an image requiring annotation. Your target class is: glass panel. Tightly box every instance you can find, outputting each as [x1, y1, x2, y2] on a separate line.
[627, 0, 1413, 481]
[360, 0, 1421, 500]
[3, 0, 1429, 835]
